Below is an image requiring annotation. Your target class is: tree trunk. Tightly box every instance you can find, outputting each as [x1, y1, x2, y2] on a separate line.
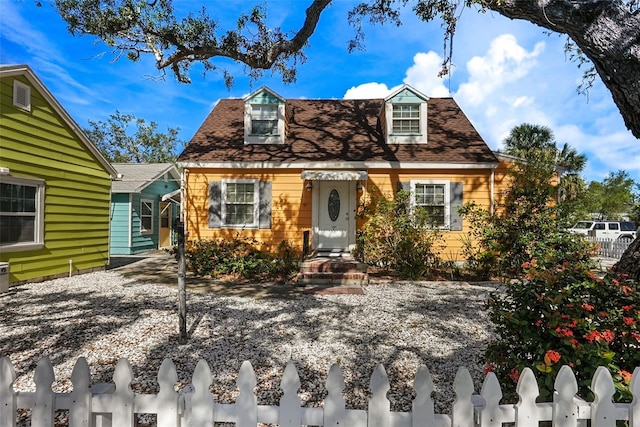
[487, 0, 640, 139]
[611, 237, 640, 282]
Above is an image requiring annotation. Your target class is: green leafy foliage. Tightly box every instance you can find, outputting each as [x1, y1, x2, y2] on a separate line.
[485, 260, 640, 402]
[185, 236, 300, 281]
[459, 200, 594, 280]
[356, 189, 444, 280]
[84, 110, 183, 163]
[457, 202, 499, 280]
[471, 123, 640, 404]
[460, 132, 595, 280]
[269, 239, 302, 280]
[578, 170, 636, 220]
[632, 182, 640, 224]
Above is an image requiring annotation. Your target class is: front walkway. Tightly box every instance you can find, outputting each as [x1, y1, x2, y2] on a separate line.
[109, 250, 307, 298]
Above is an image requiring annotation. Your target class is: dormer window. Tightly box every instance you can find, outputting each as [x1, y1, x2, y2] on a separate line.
[392, 104, 420, 134]
[251, 104, 279, 135]
[384, 85, 429, 144]
[244, 87, 286, 144]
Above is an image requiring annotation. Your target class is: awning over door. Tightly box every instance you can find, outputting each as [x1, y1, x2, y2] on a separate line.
[161, 188, 181, 204]
[301, 170, 368, 181]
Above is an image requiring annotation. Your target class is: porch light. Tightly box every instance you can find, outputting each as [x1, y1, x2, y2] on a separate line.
[305, 181, 313, 191]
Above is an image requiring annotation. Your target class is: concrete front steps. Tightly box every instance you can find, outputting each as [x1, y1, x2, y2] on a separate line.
[297, 255, 369, 291]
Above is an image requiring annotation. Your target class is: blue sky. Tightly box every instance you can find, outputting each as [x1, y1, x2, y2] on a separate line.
[1, 0, 639, 183]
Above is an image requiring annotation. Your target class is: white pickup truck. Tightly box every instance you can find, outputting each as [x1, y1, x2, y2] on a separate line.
[567, 220, 637, 241]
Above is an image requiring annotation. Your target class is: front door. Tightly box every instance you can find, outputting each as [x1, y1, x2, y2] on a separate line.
[159, 202, 171, 248]
[317, 181, 351, 251]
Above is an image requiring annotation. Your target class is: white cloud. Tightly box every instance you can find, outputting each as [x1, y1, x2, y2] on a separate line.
[556, 125, 640, 179]
[456, 34, 544, 107]
[512, 96, 532, 109]
[403, 52, 451, 97]
[33, 61, 98, 105]
[339, 32, 639, 183]
[342, 51, 451, 99]
[343, 82, 399, 99]
[445, 35, 548, 149]
[456, 34, 640, 180]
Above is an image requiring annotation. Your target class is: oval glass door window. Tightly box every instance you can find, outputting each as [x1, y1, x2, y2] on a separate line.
[328, 189, 340, 221]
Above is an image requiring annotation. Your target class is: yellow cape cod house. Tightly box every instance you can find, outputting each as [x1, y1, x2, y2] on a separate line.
[177, 85, 515, 261]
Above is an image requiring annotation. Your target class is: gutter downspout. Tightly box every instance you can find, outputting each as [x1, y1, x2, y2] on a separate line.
[490, 168, 495, 216]
[106, 174, 122, 268]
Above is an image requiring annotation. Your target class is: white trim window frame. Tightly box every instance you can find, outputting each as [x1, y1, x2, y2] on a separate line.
[410, 180, 450, 229]
[385, 102, 428, 144]
[250, 104, 279, 135]
[140, 199, 154, 235]
[392, 104, 420, 134]
[221, 179, 259, 228]
[0, 175, 45, 252]
[244, 103, 285, 144]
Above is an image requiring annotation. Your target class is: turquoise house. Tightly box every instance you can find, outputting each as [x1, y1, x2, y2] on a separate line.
[110, 163, 180, 255]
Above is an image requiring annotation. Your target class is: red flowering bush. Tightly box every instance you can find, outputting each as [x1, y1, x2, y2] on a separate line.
[485, 259, 640, 402]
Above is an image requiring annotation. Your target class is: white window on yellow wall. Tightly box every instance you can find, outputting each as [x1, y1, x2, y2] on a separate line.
[222, 180, 258, 227]
[208, 180, 272, 229]
[0, 176, 45, 251]
[140, 199, 154, 234]
[411, 180, 450, 227]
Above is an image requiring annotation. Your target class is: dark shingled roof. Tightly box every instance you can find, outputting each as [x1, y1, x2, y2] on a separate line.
[178, 97, 497, 164]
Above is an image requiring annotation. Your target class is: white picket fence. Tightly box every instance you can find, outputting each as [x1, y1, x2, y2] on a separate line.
[587, 237, 634, 259]
[1, 356, 639, 427]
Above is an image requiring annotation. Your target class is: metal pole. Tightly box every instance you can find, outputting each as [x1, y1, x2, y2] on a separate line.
[177, 220, 187, 343]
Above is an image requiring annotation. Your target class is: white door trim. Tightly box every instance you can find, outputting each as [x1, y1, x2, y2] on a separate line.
[311, 180, 357, 253]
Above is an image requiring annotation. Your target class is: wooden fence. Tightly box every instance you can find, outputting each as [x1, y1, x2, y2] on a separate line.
[587, 237, 634, 259]
[1, 356, 638, 427]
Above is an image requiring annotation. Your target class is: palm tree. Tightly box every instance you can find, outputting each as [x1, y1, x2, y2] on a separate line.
[557, 143, 587, 172]
[503, 123, 587, 202]
[556, 143, 587, 202]
[503, 123, 556, 161]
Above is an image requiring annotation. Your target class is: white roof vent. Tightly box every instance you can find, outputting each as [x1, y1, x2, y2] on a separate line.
[13, 80, 31, 111]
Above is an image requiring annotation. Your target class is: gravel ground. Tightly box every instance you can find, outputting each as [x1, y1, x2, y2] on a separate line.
[0, 270, 499, 423]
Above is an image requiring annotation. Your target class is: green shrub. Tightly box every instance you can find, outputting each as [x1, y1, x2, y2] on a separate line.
[457, 202, 498, 280]
[185, 236, 300, 281]
[459, 200, 594, 280]
[458, 148, 599, 280]
[485, 260, 640, 403]
[356, 190, 444, 280]
[468, 134, 639, 408]
[268, 239, 302, 281]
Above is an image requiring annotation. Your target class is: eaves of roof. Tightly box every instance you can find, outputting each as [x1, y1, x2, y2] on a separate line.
[111, 163, 180, 193]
